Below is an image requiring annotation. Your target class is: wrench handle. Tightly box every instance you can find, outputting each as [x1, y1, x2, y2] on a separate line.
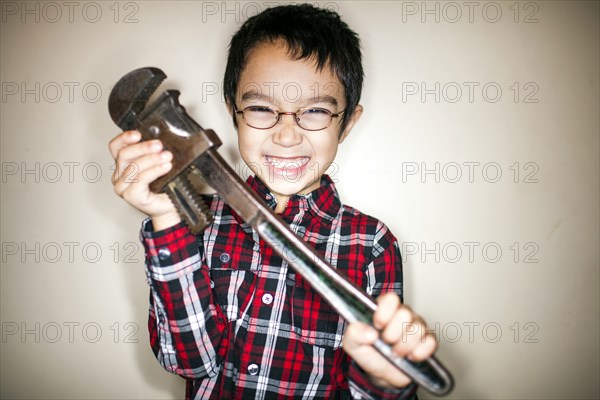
[256, 221, 454, 396]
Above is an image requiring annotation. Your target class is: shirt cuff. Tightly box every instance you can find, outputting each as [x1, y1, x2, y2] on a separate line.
[349, 360, 417, 399]
[140, 218, 202, 282]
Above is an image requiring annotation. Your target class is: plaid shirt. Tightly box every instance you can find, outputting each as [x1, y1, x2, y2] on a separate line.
[141, 175, 416, 399]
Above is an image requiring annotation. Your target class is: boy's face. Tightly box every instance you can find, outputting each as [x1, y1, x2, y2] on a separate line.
[230, 40, 362, 206]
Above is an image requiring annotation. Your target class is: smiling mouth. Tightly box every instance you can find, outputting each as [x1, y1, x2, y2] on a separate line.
[265, 155, 310, 168]
[264, 156, 310, 176]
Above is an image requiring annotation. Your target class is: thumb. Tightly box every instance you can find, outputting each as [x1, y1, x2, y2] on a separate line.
[343, 321, 379, 350]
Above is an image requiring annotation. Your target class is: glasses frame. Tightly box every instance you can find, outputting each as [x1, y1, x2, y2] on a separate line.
[233, 104, 345, 131]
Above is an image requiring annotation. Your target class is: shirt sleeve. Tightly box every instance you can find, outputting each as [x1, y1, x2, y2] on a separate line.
[141, 218, 229, 379]
[348, 222, 417, 399]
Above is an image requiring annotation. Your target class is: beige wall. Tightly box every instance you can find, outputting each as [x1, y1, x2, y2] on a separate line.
[1, 1, 598, 399]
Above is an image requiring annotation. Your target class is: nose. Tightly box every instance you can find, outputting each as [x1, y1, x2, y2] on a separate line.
[272, 113, 303, 147]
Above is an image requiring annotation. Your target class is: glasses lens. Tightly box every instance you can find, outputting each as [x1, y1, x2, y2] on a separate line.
[243, 106, 278, 129]
[297, 108, 333, 130]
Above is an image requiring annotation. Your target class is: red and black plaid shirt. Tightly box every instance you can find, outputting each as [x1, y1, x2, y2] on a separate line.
[141, 175, 415, 399]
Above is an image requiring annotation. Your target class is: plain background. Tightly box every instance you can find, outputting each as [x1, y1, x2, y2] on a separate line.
[1, 1, 598, 399]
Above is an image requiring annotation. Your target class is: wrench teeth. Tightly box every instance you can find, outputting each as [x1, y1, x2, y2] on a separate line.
[167, 173, 213, 234]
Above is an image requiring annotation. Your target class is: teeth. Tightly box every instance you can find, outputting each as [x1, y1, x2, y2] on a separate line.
[266, 156, 309, 169]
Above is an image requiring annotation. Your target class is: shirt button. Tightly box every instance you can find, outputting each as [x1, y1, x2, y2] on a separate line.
[248, 363, 259, 375]
[157, 248, 171, 260]
[219, 253, 230, 263]
[261, 293, 273, 305]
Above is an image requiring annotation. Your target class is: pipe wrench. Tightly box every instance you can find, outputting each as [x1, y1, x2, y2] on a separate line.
[108, 67, 454, 396]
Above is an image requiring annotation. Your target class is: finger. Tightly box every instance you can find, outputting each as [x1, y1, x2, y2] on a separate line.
[407, 333, 438, 362]
[113, 162, 140, 197]
[115, 139, 163, 167]
[114, 157, 172, 197]
[117, 162, 173, 206]
[343, 322, 411, 387]
[381, 306, 413, 344]
[108, 130, 142, 160]
[131, 157, 173, 187]
[342, 322, 410, 385]
[343, 322, 379, 350]
[373, 293, 402, 330]
[113, 140, 164, 183]
[393, 317, 427, 357]
[115, 150, 172, 184]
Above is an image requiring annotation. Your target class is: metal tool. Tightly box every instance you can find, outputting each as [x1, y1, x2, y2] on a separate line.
[108, 67, 454, 396]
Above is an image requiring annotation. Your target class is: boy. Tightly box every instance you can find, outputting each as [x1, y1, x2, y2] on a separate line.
[109, 4, 436, 399]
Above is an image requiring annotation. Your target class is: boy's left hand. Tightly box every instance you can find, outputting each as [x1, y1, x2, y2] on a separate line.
[342, 293, 437, 389]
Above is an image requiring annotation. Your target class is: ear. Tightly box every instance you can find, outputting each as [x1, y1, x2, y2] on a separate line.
[226, 98, 235, 117]
[338, 104, 363, 144]
[225, 98, 239, 130]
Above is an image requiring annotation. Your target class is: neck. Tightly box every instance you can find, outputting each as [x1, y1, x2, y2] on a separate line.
[274, 193, 290, 214]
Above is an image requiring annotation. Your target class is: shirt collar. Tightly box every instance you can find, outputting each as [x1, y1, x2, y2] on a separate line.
[230, 174, 342, 226]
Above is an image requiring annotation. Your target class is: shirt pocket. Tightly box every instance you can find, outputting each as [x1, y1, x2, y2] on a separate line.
[211, 269, 257, 322]
[289, 273, 345, 349]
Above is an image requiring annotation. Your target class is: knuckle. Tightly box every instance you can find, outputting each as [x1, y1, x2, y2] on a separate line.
[396, 308, 410, 321]
[381, 328, 398, 343]
[399, 303, 413, 314]
[398, 307, 413, 323]
[425, 333, 438, 349]
[392, 339, 406, 355]
[121, 189, 135, 204]
[377, 292, 396, 304]
[113, 183, 124, 197]
[344, 322, 359, 337]
[108, 133, 121, 148]
[115, 154, 126, 169]
[413, 314, 426, 327]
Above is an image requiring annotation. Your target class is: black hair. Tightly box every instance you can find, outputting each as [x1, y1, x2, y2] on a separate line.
[223, 4, 363, 135]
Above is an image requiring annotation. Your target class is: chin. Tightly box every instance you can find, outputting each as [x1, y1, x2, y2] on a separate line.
[265, 176, 317, 197]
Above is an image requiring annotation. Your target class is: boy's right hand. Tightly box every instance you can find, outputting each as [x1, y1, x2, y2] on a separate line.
[109, 130, 181, 231]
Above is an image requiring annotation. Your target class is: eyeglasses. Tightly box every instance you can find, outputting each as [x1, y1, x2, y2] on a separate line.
[234, 104, 345, 131]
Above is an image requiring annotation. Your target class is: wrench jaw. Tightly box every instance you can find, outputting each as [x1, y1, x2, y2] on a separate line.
[109, 67, 215, 233]
[109, 67, 167, 131]
[134, 90, 217, 233]
[165, 174, 213, 234]
[136, 90, 219, 192]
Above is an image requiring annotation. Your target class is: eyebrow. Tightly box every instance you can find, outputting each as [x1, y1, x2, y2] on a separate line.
[304, 95, 339, 107]
[240, 91, 339, 107]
